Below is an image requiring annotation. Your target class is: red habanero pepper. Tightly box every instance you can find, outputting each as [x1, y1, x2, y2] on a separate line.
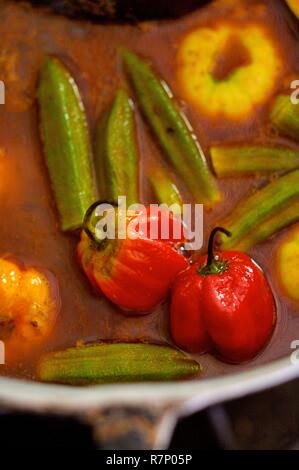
[170, 227, 276, 363]
[78, 202, 188, 313]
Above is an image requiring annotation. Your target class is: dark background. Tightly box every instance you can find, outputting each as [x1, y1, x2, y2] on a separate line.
[0, 377, 298, 449]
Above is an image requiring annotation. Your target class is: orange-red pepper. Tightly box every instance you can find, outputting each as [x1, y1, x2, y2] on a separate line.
[170, 227, 276, 363]
[78, 202, 188, 313]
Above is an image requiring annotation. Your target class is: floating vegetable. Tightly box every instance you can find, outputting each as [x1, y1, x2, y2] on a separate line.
[176, 23, 282, 120]
[121, 49, 220, 205]
[271, 94, 299, 142]
[78, 202, 188, 313]
[234, 199, 299, 251]
[211, 145, 299, 177]
[170, 228, 276, 363]
[38, 56, 97, 231]
[276, 225, 299, 303]
[219, 168, 299, 250]
[148, 164, 183, 215]
[38, 342, 201, 384]
[95, 89, 139, 206]
[0, 257, 60, 348]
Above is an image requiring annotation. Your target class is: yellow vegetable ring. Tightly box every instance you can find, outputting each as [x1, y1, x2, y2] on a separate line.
[176, 23, 283, 120]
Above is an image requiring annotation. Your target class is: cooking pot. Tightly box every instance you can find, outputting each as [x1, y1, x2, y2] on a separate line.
[1, 0, 299, 450]
[0, 356, 298, 448]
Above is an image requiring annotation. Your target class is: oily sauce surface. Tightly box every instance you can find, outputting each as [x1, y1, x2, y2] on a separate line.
[0, 0, 299, 380]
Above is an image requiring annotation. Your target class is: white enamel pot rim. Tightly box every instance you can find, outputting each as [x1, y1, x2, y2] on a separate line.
[0, 355, 298, 448]
[0, 354, 298, 416]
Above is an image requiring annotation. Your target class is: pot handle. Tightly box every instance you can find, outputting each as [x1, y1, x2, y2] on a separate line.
[84, 405, 176, 450]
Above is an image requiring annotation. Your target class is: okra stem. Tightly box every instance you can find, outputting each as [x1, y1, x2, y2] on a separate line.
[211, 145, 299, 177]
[219, 168, 299, 249]
[38, 57, 97, 231]
[95, 89, 139, 206]
[121, 49, 220, 205]
[38, 342, 201, 384]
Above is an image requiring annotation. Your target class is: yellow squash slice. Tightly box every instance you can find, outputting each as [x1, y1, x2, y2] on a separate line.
[176, 22, 283, 120]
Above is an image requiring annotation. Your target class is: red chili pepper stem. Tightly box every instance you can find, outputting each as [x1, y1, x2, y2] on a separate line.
[198, 227, 232, 276]
[83, 200, 117, 249]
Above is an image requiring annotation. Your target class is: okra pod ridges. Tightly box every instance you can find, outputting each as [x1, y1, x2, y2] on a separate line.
[271, 94, 299, 141]
[220, 168, 299, 249]
[94, 88, 139, 205]
[121, 48, 220, 205]
[38, 342, 201, 384]
[38, 56, 97, 231]
[211, 144, 299, 177]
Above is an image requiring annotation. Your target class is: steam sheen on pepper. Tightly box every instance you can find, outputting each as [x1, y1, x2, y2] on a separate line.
[170, 228, 276, 363]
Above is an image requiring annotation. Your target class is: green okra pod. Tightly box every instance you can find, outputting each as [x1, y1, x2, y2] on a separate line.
[38, 342, 201, 385]
[95, 89, 139, 206]
[219, 168, 299, 250]
[211, 145, 299, 177]
[121, 49, 220, 205]
[38, 57, 97, 231]
[271, 94, 299, 141]
[149, 164, 183, 214]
